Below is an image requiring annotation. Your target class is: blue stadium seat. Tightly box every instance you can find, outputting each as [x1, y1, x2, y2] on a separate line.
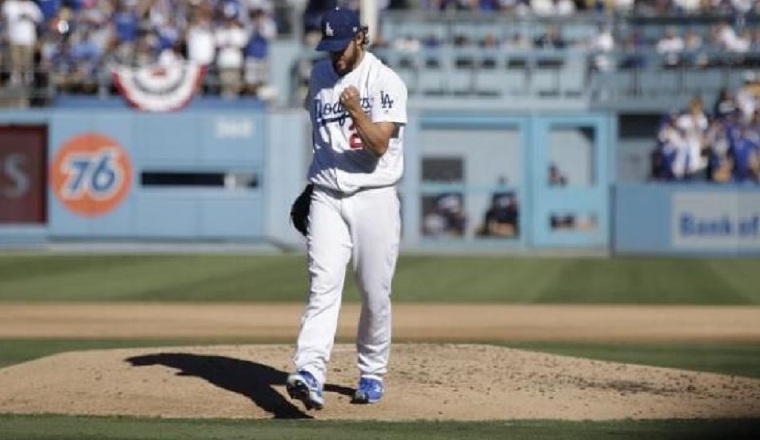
[419, 64, 447, 95]
[396, 66, 418, 96]
[504, 56, 529, 95]
[560, 58, 588, 97]
[473, 68, 503, 96]
[532, 69, 559, 96]
[447, 52, 474, 95]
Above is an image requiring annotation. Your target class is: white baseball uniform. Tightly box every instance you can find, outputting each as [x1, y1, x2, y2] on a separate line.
[294, 51, 407, 386]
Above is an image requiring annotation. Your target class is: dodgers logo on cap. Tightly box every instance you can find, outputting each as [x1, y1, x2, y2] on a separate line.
[316, 8, 361, 52]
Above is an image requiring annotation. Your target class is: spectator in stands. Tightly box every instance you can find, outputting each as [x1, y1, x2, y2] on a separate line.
[703, 114, 734, 183]
[79, 1, 113, 52]
[730, 0, 754, 17]
[393, 34, 422, 54]
[155, 15, 183, 56]
[478, 31, 501, 68]
[532, 0, 576, 15]
[728, 122, 760, 183]
[423, 193, 467, 237]
[711, 20, 741, 56]
[302, 0, 337, 47]
[713, 87, 738, 120]
[632, 0, 662, 15]
[609, 0, 635, 13]
[750, 28, 760, 52]
[729, 28, 751, 56]
[672, 0, 702, 14]
[477, 189, 519, 238]
[243, 7, 277, 97]
[452, 33, 475, 67]
[146, 0, 182, 31]
[735, 71, 759, 122]
[2, 0, 44, 86]
[240, 0, 274, 27]
[476, 0, 504, 10]
[132, 33, 157, 67]
[656, 26, 685, 68]
[185, 10, 215, 67]
[589, 23, 614, 72]
[68, 27, 102, 93]
[214, 8, 248, 98]
[503, 31, 532, 50]
[548, 162, 568, 186]
[423, 0, 476, 10]
[675, 96, 709, 180]
[534, 25, 566, 49]
[619, 30, 648, 69]
[157, 39, 184, 67]
[37, 0, 61, 24]
[682, 28, 707, 67]
[652, 112, 686, 180]
[547, 163, 575, 229]
[393, 34, 421, 68]
[111, 0, 142, 66]
[385, 0, 410, 8]
[42, 35, 76, 93]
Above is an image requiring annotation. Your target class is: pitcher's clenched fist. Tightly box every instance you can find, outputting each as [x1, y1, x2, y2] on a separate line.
[340, 86, 362, 115]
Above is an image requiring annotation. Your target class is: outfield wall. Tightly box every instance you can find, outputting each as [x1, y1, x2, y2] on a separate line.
[614, 184, 760, 257]
[1, 108, 757, 256]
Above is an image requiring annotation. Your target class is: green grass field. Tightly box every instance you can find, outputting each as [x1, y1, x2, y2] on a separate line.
[1, 415, 759, 440]
[1, 253, 760, 303]
[0, 253, 759, 439]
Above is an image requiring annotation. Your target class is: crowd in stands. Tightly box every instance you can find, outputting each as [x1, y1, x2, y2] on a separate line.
[307, 0, 760, 15]
[3, 0, 760, 104]
[375, 15, 760, 73]
[650, 77, 760, 184]
[1, 0, 279, 100]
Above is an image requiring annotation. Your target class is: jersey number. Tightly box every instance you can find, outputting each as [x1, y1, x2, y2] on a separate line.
[349, 122, 363, 150]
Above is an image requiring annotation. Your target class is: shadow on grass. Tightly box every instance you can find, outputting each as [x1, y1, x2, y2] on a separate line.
[126, 353, 353, 419]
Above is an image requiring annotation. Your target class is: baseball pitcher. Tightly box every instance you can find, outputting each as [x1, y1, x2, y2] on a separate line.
[286, 7, 408, 410]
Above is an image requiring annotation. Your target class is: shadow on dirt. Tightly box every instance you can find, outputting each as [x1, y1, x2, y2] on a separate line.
[126, 353, 353, 419]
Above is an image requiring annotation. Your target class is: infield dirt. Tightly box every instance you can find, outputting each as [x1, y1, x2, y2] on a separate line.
[0, 303, 760, 421]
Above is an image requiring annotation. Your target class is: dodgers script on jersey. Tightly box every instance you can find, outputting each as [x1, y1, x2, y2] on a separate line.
[305, 52, 408, 194]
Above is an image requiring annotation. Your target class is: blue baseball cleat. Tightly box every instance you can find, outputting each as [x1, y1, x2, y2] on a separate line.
[353, 377, 384, 404]
[286, 370, 324, 410]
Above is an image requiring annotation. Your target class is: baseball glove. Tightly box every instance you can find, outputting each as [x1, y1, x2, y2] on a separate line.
[290, 184, 314, 237]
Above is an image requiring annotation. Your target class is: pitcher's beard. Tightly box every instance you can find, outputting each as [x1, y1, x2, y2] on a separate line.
[332, 59, 349, 76]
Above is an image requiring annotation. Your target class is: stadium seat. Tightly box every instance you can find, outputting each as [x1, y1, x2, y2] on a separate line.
[396, 66, 418, 96]
[419, 65, 447, 96]
[448, 54, 474, 96]
[474, 65, 505, 97]
[531, 67, 560, 96]
[560, 58, 587, 97]
[504, 57, 529, 95]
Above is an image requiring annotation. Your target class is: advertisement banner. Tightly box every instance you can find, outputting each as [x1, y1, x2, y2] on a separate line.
[50, 133, 133, 218]
[672, 193, 760, 250]
[0, 127, 46, 224]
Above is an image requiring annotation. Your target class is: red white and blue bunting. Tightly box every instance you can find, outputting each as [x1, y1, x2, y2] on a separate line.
[111, 62, 207, 112]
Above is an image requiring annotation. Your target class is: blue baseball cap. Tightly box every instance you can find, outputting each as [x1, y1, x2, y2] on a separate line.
[316, 8, 361, 53]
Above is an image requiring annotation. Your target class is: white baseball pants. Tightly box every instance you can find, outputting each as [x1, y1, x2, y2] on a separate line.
[293, 185, 401, 386]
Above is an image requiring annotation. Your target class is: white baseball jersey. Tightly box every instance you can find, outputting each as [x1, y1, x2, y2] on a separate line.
[293, 51, 407, 388]
[305, 52, 408, 194]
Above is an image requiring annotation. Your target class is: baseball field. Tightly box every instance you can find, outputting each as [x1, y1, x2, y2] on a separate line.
[0, 252, 759, 439]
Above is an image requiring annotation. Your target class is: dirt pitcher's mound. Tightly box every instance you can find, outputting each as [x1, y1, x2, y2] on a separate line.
[1, 344, 759, 421]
